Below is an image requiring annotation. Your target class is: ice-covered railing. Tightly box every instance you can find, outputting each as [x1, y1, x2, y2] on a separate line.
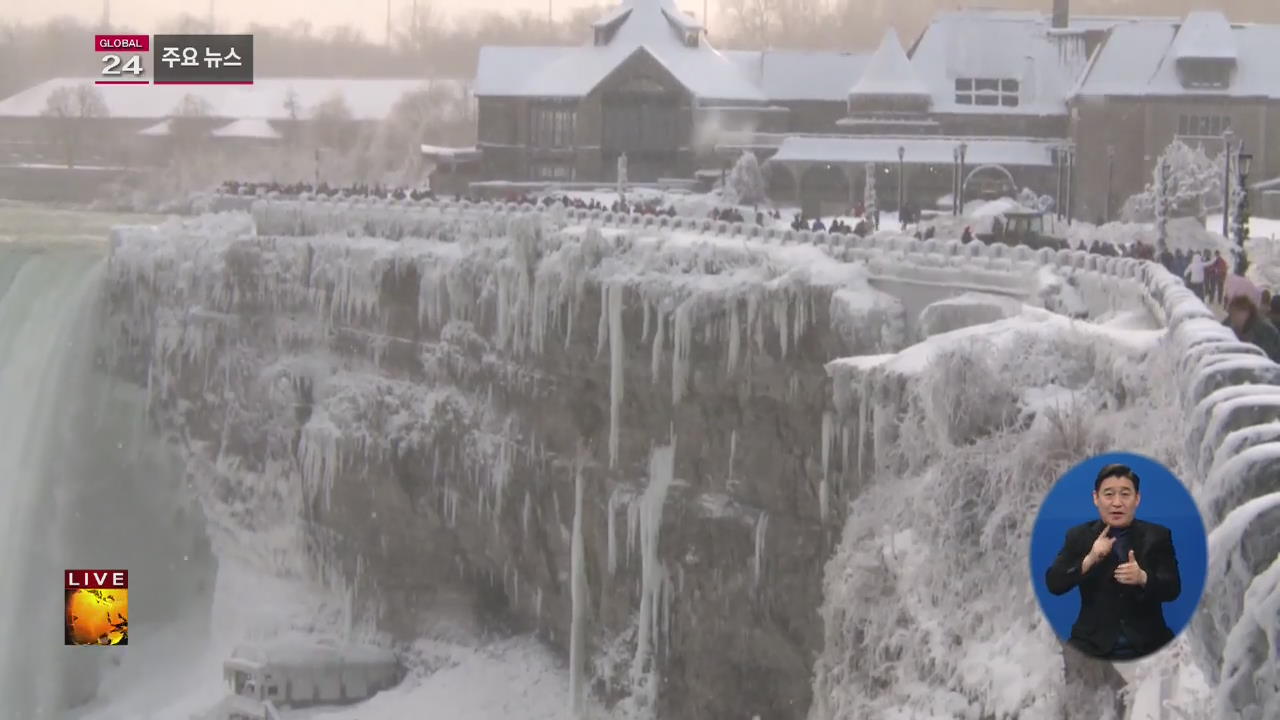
[208, 194, 1277, 716]
[239, 195, 1151, 316]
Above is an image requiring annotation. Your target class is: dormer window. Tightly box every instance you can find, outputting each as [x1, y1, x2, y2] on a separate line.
[1176, 59, 1232, 89]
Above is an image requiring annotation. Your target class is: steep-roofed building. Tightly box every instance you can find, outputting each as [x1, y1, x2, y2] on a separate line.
[1069, 10, 1280, 223]
[474, 0, 779, 182]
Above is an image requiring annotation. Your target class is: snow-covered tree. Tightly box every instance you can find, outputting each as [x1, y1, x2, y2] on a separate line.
[864, 163, 878, 228]
[726, 150, 766, 205]
[310, 94, 355, 151]
[1121, 139, 1223, 222]
[1155, 157, 1170, 255]
[40, 83, 108, 168]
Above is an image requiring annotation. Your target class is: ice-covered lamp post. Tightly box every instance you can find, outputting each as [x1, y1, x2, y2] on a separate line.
[896, 145, 905, 225]
[1221, 128, 1234, 238]
[952, 146, 960, 216]
[1234, 147, 1252, 269]
[957, 142, 968, 214]
[1155, 156, 1170, 257]
[1105, 144, 1115, 223]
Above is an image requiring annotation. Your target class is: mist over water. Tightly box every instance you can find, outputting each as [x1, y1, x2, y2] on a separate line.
[0, 211, 217, 720]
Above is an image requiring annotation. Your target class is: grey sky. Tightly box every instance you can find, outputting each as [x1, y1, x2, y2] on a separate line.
[6, 0, 721, 38]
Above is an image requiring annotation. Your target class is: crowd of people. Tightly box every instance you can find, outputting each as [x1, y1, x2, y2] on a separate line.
[219, 180, 441, 201]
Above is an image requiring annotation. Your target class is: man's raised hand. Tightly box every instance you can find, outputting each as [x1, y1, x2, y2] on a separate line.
[1082, 526, 1114, 573]
[1114, 550, 1148, 586]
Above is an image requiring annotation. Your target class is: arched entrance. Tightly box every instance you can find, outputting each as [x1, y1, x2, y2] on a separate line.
[764, 161, 796, 204]
[798, 163, 850, 219]
[963, 164, 1018, 201]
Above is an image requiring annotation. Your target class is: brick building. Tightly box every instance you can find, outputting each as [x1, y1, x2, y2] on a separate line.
[474, 0, 1280, 222]
[1069, 10, 1280, 224]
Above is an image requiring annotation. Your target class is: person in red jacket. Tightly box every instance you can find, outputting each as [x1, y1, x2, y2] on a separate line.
[1208, 251, 1229, 305]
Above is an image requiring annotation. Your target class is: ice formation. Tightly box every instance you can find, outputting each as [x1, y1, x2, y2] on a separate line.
[569, 459, 587, 716]
[630, 444, 675, 715]
[91, 196, 1280, 720]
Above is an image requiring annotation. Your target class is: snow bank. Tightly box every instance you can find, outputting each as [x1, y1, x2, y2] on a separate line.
[819, 241, 1280, 717]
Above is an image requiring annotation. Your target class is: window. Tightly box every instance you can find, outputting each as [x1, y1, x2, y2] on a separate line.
[532, 164, 571, 180]
[1178, 61, 1231, 89]
[1177, 114, 1231, 138]
[530, 106, 576, 148]
[955, 78, 1020, 107]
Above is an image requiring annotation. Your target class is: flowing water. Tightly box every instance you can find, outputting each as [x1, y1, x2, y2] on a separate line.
[0, 203, 217, 719]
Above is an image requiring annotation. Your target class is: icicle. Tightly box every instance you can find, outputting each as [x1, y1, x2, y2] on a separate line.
[631, 445, 675, 703]
[596, 283, 609, 358]
[569, 460, 587, 717]
[840, 423, 851, 492]
[535, 587, 543, 622]
[523, 490, 532, 538]
[671, 302, 693, 405]
[626, 493, 641, 568]
[820, 411, 834, 523]
[753, 512, 769, 589]
[794, 289, 808, 347]
[775, 292, 790, 358]
[608, 281, 625, 468]
[726, 299, 741, 375]
[607, 489, 620, 576]
[651, 308, 666, 384]
[749, 292, 765, 353]
[856, 374, 872, 477]
[728, 429, 737, 486]
[513, 572, 520, 608]
[642, 297, 651, 342]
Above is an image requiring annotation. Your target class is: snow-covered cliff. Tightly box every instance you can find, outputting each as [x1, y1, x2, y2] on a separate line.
[99, 197, 1279, 720]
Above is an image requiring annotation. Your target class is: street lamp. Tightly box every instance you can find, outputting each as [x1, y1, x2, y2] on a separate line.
[1235, 147, 1253, 254]
[1222, 128, 1235, 238]
[897, 145, 906, 224]
[1105, 144, 1115, 223]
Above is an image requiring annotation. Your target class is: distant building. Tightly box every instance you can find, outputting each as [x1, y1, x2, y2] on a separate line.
[474, 0, 1280, 221]
[1069, 10, 1280, 224]
[0, 77, 461, 169]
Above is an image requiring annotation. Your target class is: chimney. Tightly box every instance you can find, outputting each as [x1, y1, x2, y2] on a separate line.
[1052, 0, 1069, 29]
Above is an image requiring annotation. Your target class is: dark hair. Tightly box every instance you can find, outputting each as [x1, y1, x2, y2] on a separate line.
[1094, 464, 1140, 493]
[1227, 294, 1256, 313]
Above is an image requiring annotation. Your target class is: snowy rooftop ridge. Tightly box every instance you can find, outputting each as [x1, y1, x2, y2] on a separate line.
[474, 0, 761, 101]
[0, 77, 460, 120]
[1173, 11, 1238, 61]
[1074, 13, 1280, 98]
[848, 30, 930, 99]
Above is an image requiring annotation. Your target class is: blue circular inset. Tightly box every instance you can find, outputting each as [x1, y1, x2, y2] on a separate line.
[1029, 452, 1208, 656]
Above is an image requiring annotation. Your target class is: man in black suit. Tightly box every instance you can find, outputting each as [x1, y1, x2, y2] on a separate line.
[1045, 463, 1182, 660]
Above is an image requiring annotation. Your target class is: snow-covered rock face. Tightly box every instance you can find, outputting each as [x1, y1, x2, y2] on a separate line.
[816, 252, 1280, 719]
[103, 202, 916, 719]
[100, 197, 1279, 719]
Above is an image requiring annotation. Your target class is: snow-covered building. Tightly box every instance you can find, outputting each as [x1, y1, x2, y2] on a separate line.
[1069, 10, 1280, 223]
[0, 77, 457, 168]
[472, 0, 1280, 223]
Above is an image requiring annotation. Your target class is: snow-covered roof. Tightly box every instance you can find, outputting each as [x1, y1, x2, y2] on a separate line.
[421, 144, 482, 161]
[137, 119, 171, 136]
[722, 51, 868, 102]
[210, 117, 281, 139]
[769, 135, 1057, 167]
[473, 0, 763, 102]
[849, 30, 929, 99]
[0, 77, 458, 120]
[1173, 11, 1238, 61]
[1075, 15, 1280, 98]
[229, 641, 397, 670]
[908, 9, 1124, 116]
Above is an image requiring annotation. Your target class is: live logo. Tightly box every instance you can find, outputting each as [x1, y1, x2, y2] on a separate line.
[65, 569, 128, 590]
